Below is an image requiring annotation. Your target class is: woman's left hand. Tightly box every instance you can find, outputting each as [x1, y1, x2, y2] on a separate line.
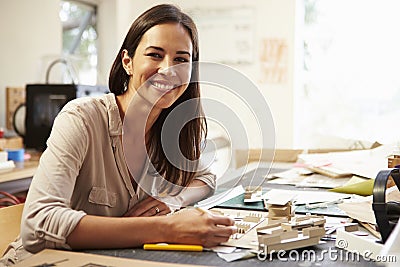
[124, 196, 171, 217]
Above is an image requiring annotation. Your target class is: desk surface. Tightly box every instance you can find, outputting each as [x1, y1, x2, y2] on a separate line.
[0, 160, 38, 184]
[85, 164, 378, 266]
[0, 160, 38, 194]
[85, 237, 378, 266]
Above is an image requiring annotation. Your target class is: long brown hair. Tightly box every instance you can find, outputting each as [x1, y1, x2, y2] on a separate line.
[109, 4, 207, 188]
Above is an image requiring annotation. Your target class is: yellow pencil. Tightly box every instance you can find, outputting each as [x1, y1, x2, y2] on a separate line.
[143, 243, 203, 252]
[195, 207, 208, 215]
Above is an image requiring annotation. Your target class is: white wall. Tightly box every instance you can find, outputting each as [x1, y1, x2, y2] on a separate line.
[111, 0, 296, 149]
[0, 0, 296, 149]
[96, 0, 117, 85]
[0, 0, 61, 129]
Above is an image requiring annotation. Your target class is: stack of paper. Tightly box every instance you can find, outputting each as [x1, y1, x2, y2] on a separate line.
[298, 145, 392, 179]
[0, 151, 15, 173]
[262, 189, 350, 206]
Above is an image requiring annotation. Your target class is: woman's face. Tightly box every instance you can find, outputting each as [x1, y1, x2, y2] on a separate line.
[123, 23, 193, 110]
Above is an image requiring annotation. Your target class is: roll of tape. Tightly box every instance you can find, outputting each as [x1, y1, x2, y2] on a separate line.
[7, 148, 25, 162]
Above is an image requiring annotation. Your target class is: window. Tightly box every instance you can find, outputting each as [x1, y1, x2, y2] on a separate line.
[59, 0, 98, 85]
[296, 0, 400, 148]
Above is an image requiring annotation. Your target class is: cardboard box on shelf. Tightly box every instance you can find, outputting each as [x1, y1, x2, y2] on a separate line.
[0, 137, 23, 150]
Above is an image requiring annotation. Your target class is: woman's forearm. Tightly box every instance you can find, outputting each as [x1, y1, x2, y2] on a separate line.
[68, 208, 236, 249]
[158, 180, 213, 210]
[179, 180, 212, 206]
[67, 214, 171, 249]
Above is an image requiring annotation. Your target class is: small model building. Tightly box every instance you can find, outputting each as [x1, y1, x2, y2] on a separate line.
[244, 186, 263, 203]
[210, 208, 266, 240]
[267, 201, 294, 221]
[257, 215, 326, 254]
[232, 212, 264, 239]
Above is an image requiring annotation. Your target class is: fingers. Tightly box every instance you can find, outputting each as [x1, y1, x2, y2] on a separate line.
[202, 226, 237, 248]
[124, 197, 172, 217]
[140, 205, 171, 217]
[131, 203, 156, 217]
[210, 214, 235, 227]
[193, 211, 237, 246]
[214, 225, 237, 238]
[207, 214, 237, 245]
[164, 209, 237, 247]
[155, 207, 171, 216]
[131, 197, 158, 216]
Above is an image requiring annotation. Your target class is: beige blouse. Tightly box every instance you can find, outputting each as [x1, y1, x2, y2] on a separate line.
[19, 93, 216, 254]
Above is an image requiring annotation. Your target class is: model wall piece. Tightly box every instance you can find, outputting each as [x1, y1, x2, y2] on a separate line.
[266, 217, 288, 226]
[259, 234, 282, 246]
[280, 230, 298, 240]
[344, 224, 358, 232]
[302, 226, 325, 237]
[243, 213, 263, 223]
[267, 201, 294, 221]
[257, 214, 326, 254]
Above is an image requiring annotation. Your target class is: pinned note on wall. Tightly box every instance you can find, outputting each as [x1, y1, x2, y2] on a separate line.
[259, 38, 288, 84]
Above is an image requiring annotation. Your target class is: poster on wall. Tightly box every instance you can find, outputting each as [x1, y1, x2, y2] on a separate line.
[188, 7, 255, 64]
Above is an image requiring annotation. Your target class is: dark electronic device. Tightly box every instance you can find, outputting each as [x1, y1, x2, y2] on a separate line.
[15, 58, 109, 151]
[372, 168, 400, 243]
[24, 84, 108, 151]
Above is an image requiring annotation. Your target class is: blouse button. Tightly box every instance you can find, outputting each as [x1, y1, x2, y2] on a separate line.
[36, 231, 45, 238]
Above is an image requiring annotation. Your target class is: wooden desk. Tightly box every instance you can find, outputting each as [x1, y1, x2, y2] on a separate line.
[0, 160, 38, 193]
[84, 168, 377, 266]
[0, 160, 38, 184]
[85, 242, 379, 267]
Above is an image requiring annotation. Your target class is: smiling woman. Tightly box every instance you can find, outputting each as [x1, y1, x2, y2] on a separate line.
[0, 4, 237, 266]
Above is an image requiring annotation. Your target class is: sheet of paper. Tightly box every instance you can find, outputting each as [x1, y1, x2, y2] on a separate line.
[195, 185, 245, 209]
[217, 249, 256, 262]
[263, 189, 296, 205]
[338, 200, 375, 224]
[269, 169, 351, 188]
[338, 187, 400, 225]
[298, 145, 393, 179]
[267, 169, 305, 185]
[296, 175, 352, 188]
[263, 189, 351, 205]
[344, 176, 370, 185]
[210, 246, 237, 253]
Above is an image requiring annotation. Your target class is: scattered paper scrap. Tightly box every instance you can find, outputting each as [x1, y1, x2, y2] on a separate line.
[217, 249, 256, 262]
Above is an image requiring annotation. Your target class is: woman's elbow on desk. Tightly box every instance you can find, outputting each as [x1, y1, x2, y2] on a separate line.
[21, 204, 86, 253]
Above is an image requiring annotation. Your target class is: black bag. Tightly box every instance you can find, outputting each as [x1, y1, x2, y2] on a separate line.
[16, 59, 108, 151]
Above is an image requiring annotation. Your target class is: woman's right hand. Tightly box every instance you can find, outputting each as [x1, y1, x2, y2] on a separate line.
[165, 208, 237, 248]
